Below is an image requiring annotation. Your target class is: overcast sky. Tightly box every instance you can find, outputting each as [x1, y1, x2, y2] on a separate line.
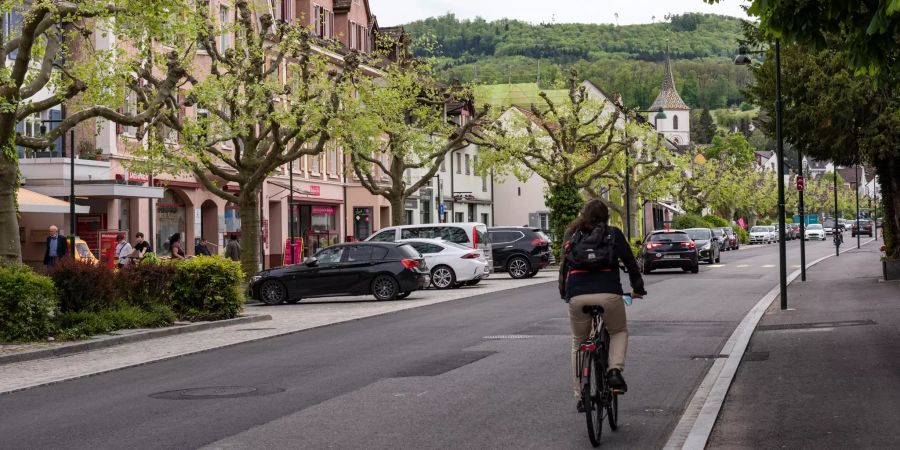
[375, 0, 751, 27]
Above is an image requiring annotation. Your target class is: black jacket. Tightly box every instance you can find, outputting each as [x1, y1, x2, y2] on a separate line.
[44, 235, 68, 265]
[558, 225, 646, 300]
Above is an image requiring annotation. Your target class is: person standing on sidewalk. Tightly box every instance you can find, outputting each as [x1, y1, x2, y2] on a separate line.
[225, 235, 241, 261]
[43, 225, 67, 268]
[195, 238, 212, 256]
[558, 200, 646, 412]
[168, 233, 186, 260]
[133, 232, 152, 259]
[115, 234, 133, 268]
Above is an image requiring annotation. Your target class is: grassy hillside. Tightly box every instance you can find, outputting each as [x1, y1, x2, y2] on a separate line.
[473, 83, 568, 108]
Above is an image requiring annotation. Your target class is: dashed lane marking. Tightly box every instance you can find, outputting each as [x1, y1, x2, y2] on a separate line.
[761, 264, 775, 268]
[708, 264, 725, 268]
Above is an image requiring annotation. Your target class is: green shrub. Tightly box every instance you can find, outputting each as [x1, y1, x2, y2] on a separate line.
[56, 304, 175, 340]
[116, 259, 177, 309]
[703, 215, 730, 228]
[673, 213, 713, 230]
[733, 225, 749, 244]
[629, 236, 643, 256]
[50, 258, 117, 312]
[0, 264, 58, 342]
[171, 256, 245, 321]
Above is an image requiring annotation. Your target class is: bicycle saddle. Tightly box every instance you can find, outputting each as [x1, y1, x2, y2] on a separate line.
[582, 305, 605, 315]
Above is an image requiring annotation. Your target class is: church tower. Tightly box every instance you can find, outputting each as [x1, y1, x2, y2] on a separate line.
[649, 46, 691, 146]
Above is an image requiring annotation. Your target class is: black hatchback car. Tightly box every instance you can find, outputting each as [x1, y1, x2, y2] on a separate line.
[638, 230, 699, 274]
[488, 227, 552, 279]
[249, 242, 430, 305]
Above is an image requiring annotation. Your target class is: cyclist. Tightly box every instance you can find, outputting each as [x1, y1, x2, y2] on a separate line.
[559, 200, 646, 412]
[834, 228, 843, 247]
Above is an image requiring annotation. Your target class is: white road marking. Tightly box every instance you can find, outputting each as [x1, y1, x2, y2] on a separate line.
[791, 265, 801, 268]
[708, 264, 725, 268]
[761, 264, 775, 268]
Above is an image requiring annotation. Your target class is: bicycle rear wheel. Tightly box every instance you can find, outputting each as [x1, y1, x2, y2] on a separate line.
[583, 351, 604, 447]
[608, 393, 619, 430]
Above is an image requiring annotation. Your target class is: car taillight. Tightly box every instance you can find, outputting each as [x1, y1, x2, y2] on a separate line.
[645, 243, 662, 250]
[472, 227, 478, 249]
[680, 242, 696, 248]
[461, 253, 479, 259]
[401, 258, 419, 269]
[531, 239, 549, 246]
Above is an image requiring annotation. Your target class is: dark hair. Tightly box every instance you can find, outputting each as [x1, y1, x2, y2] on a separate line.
[116, 234, 125, 241]
[135, 232, 144, 238]
[169, 233, 181, 245]
[230, 235, 238, 241]
[567, 200, 610, 235]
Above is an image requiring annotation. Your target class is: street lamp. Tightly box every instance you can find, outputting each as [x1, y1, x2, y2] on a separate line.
[736, 41, 789, 310]
[289, 159, 295, 264]
[855, 164, 861, 249]
[834, 168, 840, 257]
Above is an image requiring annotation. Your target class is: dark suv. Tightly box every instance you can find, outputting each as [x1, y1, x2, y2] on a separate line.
[638, 230, 699, 274]
[488, 227, 551, 279]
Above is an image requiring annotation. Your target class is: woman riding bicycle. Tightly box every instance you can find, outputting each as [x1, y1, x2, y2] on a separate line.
[559, 200, 646, 412]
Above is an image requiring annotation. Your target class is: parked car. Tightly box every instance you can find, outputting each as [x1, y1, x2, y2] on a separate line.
[789, 223, 801, 239]
[782, 223, 796, 240]
[822, 218, 837, 235]
[804, 223, 826, 240]
[400, 238, 489, 289]
[637, 230, 699, 274]
[249, 242, 430, 305]
[366, 222, 493, 271]
[749, 226, 773, 244]
[685, 228, 721, 264]
[488, 226, 551, 279]
[712, 228, 728, 250]
[838, 219, 852, 231]
[851, 219, 874, 237]
[68, 238, 99, 265]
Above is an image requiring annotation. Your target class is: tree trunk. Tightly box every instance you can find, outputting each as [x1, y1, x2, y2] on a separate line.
[627, 195, 642, 239]
[0, 155, 22, 263]
[748, 211, 759, 228]
[390, 194, 405, 226]
[238, 190, 260, 279]
[878, 155, 900, 259]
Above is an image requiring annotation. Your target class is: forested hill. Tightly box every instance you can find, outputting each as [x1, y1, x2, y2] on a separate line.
[402, 13, 753, 110]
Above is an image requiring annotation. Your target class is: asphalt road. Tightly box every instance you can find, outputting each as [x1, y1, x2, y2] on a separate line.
[0, 238, 842, 449]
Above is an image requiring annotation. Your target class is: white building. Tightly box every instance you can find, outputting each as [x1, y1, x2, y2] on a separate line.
[648, 46, 691, 147]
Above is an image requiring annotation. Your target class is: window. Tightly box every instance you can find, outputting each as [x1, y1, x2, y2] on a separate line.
[405, 169, 411, 183]
[481, 213, 490, 227]
[311, 152, 320, 173]
[368, 230, 395, 242]
[517, 187, 521, 196]
[315, 246, 344, 264]
[314, 4, 334, 38]
[539, 213, 549, 230]
[346, 245, 374, 262]
[275, 0, 290, 22]
[219, 5, 229, 51]
[465, 154, 471, 175]
[673, 114, 679, 130]
[196, 107, 210, 140]
[456, 153, 461, 174]
[349, 21, 357, 49]
[122, 93, 138, 136]
[454, 212, 464, 222]
[441, 156, 446, 172]
[405, 210, 414, 225]
[328, 148, 337, 175]
[400, 228, 424, 239]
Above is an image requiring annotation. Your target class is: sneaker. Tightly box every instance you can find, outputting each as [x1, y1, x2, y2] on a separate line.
[607, 369, 628, 393]
[576, 399, 585, 413]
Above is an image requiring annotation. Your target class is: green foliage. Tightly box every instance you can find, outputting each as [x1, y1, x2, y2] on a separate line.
[115, 259, 177, 309]
[0, 265, 58, 342]
[693, 108, 717, 145]
[673, 214, 713, 230]
[703, 215, 730, 228]
[171, 257, 245, 321]
[546, 184, 584, 257]
[733, 225, 749, 244]
[629, 237, 643, 256]
[50, 258, 117, 313]
[55, 304, 175, 341]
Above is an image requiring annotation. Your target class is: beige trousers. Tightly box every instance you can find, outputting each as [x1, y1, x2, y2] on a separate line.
[568, 293, 628, 399]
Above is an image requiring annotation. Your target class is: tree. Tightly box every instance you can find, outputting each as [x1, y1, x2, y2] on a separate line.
[677, 133, 755, 216]
[692, 108, 717, 144]
[0, 1, 190, 263]
[484, 69, 631, 253]
[341, 49, 492, 226]
[159, 0, 354, 277]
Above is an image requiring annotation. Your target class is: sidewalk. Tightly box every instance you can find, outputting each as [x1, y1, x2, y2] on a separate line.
[708, 244, 900, 448]
[0, 271, 553, 394]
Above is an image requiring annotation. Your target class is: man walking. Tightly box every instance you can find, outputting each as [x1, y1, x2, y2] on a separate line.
[115, 234, 133, 268]
[195, 238, 212, 256]
[44, 225, 67, 268]
[225, 235, 241, 261]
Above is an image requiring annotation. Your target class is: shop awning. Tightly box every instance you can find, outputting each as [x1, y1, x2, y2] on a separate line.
[18, 188, 90, 214]
[656, 201, 684, 215]
[24, 183, 164, 199]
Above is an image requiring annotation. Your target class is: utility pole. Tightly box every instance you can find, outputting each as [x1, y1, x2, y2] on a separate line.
[773, 40, 788, 310]
[856, 164, 861, 249]
[797, 149, 806, 281]
[289, 159, 295, 264]
[834, 168, 840, 257]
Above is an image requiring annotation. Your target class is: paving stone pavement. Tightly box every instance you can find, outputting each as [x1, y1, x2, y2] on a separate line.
[0, 272, 553, 394]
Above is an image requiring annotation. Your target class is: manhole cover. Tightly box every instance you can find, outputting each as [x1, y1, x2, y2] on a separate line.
[149, 386, 284, 400]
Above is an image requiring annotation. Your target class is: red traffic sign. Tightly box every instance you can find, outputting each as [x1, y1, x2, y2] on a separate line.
[796, 175, 805, 191]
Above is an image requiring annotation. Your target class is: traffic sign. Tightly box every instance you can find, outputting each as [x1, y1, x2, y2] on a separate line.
[439, 204, 445, 217]
[796, 175, 805, 191]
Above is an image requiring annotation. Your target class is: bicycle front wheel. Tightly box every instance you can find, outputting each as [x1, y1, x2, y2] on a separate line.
[583, 351, 604, 447]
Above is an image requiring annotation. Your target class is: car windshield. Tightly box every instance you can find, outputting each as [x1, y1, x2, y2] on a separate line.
[648, 232, 690, 243]
[823, 220, 835, 227]
[808, 224, 823, 230]
[750, 226, 767, 232]
[686, 229, 711, 240]
[713, 229, 725, 237]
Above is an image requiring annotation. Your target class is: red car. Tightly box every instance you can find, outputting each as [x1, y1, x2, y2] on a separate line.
[851, 219, 873, 237]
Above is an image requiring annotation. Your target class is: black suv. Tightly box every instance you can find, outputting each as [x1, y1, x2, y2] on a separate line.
[488, 227, 552, 279]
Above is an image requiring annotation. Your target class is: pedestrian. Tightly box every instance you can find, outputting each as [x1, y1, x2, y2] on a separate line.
[194, 237, 212, 256]
[43, 225, 67, 268]
[115, 234, 133, 268]
[133, 232, 152, 259]
[168, 233, 186, 259]
[225, 235, 241, 261]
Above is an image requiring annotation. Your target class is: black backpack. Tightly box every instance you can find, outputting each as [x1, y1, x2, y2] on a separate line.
[564, 226, 617, 270]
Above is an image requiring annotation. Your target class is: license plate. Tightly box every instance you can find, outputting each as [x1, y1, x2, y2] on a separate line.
[663, 255, 681, 259]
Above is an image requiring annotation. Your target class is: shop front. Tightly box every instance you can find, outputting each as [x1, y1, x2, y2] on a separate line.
[293, 204, 340, 257]
[156, 188, 188, 254]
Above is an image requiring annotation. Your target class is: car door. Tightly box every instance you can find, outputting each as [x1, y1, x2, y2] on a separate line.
[302, 246, 346, 297]
[489, 231, 514, 270]
[340, 245, 378, 294]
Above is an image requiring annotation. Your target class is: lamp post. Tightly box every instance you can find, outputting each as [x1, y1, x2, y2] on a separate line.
[797, 151, 806, 281]
[855, 164, 861, 249]
[289, 159, 295, 264]
[834, 168, 840, 257]
[736, 40, 788, 310]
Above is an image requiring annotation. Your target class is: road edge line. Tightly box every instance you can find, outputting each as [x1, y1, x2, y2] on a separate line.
[665, 238, 876, 449]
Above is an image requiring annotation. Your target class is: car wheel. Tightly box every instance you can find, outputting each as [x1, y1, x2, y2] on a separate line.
[285, 298, 301, 304]
[260, 280, 287, 305]
[691, 264, 700, 274]
[465, 279, 481, 286]
[507, 256, 531, 279]
[523, 269, 539, 278]
[396, 291, 411, 299]
[430, 265, 457, 289]
[372, 275, 399, 301]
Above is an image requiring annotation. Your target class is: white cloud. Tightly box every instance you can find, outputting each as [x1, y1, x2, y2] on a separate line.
[375, 0, 750, 27]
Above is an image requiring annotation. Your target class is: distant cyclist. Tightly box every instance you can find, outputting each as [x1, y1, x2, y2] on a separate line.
[559, 200, 646, 412]
[834, 228, 843, 247]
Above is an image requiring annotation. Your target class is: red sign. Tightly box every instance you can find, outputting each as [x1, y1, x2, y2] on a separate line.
[261, 219, 269, 245]
[128, 172, 149, 183]
[311, 206, 335, 215]
[309, 185, 321, 196]
[796, 176, 805, 191]
[99, 230, 125, 269]
[283, 238, 303, 265]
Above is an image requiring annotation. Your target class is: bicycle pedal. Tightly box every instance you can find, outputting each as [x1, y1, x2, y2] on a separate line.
[611, 388, 625, 395]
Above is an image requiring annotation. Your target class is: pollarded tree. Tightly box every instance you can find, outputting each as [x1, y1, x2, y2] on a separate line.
[158, 0, 356, 277]
[340, 46, 494, 226]
[0, 0, 191, 263]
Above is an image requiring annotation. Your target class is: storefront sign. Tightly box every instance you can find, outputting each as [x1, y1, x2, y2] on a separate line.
[99, 230, 126, 269]
[309, 185, 321, 196]
[312, 206, 335, 215]
[404, 198, 418, 209]
[283, 238, 303, 265]
[128, 172, 149, 183]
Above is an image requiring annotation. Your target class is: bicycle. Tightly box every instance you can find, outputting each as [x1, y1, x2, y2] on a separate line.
[577, 304, 622, 447]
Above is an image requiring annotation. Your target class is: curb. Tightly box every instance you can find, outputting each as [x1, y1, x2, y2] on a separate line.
[664, 238, 877, 449]
[0, 314, 272, 367]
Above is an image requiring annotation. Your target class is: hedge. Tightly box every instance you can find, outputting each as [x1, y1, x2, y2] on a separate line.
[703, 215, 730, 228]
[170, 256, 245, 321]
[0, 264, 58, 342]
[116, 260, 177, 309]
[673, 213, 713, 230]
[50, 258, 116, 313]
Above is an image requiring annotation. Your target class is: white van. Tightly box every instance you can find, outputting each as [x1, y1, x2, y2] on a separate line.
[366, 223, 493, 272]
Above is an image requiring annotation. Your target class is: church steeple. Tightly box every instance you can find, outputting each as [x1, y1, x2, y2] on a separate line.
[650, 45, 690, 111]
